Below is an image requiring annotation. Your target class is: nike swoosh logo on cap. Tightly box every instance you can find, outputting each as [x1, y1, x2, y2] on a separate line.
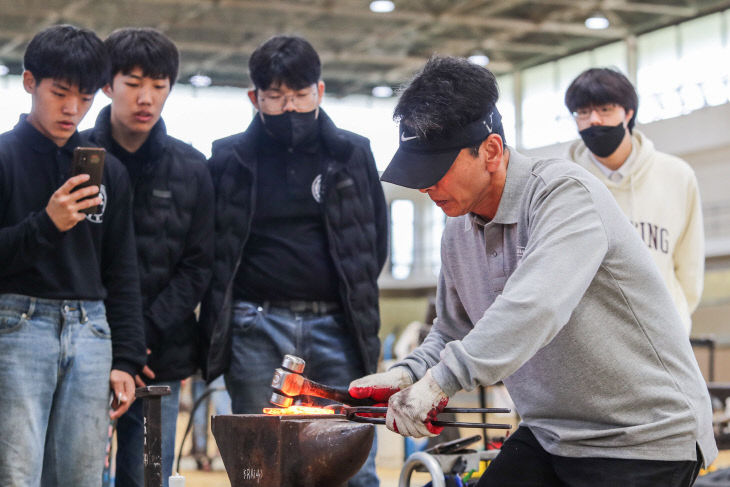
[484, 112, 493, 132]
[401, 132, 418, 142]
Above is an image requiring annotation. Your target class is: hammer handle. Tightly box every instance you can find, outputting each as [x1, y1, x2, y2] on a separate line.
[300, 381, 376, 406]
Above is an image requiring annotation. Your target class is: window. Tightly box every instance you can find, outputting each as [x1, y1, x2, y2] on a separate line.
[637, 27, 682, 123]
[496, 74, 516, 147]
[429, 205, 446, 276]
[636, 13, 729, 124]
[520, 42, 627, 149]
[678, 14, 729, 109]
[522, 63, 562, 148]
[390, 199, 414, 279]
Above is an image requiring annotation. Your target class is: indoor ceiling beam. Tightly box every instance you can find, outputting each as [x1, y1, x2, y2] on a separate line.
[0, 0, 90, 56]
[601, 0, 696, 17]
[175, 40, 433, 67]
[531, 0, 697, 17]
[139, 0, 627, 39]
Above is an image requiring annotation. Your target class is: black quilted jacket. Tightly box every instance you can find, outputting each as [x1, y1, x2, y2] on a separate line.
[85, 106, 214, 381]
[201, 109, 388, 382]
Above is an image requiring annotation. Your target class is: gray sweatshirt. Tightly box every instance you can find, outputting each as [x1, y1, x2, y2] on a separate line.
[397, 149, 716, 466]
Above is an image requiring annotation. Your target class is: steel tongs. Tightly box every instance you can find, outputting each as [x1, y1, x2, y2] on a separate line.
[326, 405, 512, 429]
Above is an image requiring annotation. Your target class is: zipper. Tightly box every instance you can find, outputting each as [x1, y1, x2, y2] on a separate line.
[220, 153, 256, 317]
[322, 161, 369, 370]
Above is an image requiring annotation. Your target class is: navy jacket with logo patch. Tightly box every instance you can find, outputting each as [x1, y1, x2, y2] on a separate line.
[201, 109, 388, 382]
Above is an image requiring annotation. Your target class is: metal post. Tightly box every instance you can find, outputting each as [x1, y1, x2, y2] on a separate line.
[137, 385, 172, 487]
[479, 385, 487, 449]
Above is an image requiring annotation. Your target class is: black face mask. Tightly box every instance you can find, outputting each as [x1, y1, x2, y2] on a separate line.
[578, 122, 627, 158]
[261, 109, 319, 147]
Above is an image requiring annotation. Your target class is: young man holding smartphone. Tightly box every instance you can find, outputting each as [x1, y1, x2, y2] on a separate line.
[85, 27, 214, 487]
[0, 25, 146, 486]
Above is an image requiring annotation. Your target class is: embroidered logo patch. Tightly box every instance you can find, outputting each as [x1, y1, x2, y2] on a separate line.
[516, 245, 525, 264]
[311, 174, 323, 203]
[85, 184, 107, 224]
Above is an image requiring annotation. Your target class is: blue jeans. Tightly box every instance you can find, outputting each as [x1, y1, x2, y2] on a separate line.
[225, 301, 379, 487]
[115, 381, 181, 487]
[0, 294, 112, 487]
[192, 375, 231, 455]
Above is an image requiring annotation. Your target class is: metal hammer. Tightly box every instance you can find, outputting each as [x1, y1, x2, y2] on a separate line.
[269, 354, 375, 407]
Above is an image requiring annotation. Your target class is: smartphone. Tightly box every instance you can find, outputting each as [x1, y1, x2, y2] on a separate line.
[71, 147, 105, 214]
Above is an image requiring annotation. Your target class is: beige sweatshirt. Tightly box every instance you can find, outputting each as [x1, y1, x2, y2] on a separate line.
[568, 130, 704, 333]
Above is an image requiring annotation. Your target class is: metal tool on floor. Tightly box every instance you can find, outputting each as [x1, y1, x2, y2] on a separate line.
[137, 385, 171, 487]
[399, 435, 500, 487]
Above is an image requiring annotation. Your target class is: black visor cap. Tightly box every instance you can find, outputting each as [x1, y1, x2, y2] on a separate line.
[381, 108, 502, 189]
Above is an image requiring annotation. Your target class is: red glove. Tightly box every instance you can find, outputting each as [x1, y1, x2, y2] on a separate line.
[386, 369, 448, 437]
[349, 367, 414, 402]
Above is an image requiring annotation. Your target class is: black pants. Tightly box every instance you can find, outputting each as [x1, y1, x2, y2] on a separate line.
[478, 426, 702, 487]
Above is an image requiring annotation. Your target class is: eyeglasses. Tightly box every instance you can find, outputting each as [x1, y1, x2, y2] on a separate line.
[572, 103, 619, 121]
[257, 86, 318, 115]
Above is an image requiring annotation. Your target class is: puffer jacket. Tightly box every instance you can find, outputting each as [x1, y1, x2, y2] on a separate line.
[85, 105, 214, 381]
[201, 109, 388, 382]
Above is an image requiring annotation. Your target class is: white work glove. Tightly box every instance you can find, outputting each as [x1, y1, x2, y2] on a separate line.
[349, 367, 414, 402]
[386, 369, 448, 438]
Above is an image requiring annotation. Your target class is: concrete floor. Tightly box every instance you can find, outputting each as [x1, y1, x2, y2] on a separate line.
[177, 464, 405, 487]
[174, 449, 730, 487]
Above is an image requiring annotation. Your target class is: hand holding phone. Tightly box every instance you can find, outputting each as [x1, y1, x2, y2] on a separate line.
[46, 174, 102, 231]
[71, 147, 105, 215]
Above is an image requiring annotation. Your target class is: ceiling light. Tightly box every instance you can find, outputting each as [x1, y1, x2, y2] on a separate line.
[189, 74, 212, 88]
[585, 12, 609, 30]
[369, 1, 395, 13]
[0, 64, 8, 76]
[467, 54, 490, 66]
[371, 85, 393, 98]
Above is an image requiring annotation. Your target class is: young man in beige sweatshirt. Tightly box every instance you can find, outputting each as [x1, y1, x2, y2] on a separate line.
[565, 68, 704, 333]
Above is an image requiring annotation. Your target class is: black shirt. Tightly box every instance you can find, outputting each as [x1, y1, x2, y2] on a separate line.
[0, 116, 146, 375]
[110, 134, 153, 184]
[233, 131, 339, 302]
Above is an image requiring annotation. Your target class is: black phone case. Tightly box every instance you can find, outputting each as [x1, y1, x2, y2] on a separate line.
[71, 147, 105, 215]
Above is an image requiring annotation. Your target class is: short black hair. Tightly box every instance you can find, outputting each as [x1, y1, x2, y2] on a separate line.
[565, 67, 638, 131]
[248, 35, 321, 91]
[23, 24, 109, 94]
[105, 28, 179, 86]
[394, 56, 500, 141]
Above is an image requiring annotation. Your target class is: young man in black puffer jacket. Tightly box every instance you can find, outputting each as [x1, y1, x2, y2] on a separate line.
[201, 35, 388, 487]
[84, 28, 214, 487]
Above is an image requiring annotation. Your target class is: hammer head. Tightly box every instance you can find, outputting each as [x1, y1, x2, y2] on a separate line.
[281, 354, 305, 374]
[271, 368, 305, 395]
[270, 391, 294, 408]
[269, 354, 305, 408]
[270, 355, 308, 407]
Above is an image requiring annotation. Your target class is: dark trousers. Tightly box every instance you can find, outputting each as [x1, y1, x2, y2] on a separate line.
[478, 426, 702, 487]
